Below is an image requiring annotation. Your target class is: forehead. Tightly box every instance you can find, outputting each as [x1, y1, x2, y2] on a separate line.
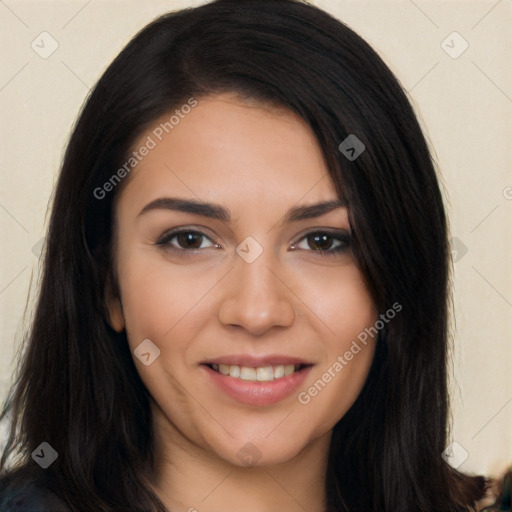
[118, 93, 338, 214]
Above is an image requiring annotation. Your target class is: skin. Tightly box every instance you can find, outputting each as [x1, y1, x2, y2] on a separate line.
[107, 93, 378, 512]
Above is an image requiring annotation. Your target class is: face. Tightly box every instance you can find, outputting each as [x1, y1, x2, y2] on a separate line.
[107, 93, 378, 468]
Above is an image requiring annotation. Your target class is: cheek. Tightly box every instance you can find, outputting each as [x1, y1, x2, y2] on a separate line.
[117, 252, 220, 348]
[119, 266, 176, 348]
[299, 262, 377, 343]
[320, 267, 377, 383]
[293, 266, 377, 430]
[115, 255, 215, 422]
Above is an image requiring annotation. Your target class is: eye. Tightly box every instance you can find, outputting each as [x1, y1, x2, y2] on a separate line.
[156, 229, 220, 251]
[291, 231, 350, 255]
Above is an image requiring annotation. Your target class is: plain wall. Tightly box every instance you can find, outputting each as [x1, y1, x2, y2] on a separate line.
[1, 0, 511, 478]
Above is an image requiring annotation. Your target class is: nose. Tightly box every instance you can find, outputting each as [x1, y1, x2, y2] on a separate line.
[217, 250, 296, 336]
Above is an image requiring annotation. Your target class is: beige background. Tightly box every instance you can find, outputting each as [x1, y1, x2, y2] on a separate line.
[1, 0, 510, 478]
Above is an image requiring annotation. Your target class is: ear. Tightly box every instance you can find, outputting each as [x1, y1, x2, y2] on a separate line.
[107, 295, 125, 332]
[105, 272, 125, 332]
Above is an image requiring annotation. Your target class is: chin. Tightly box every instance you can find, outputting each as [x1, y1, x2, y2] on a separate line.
[209, 434, 312, 469]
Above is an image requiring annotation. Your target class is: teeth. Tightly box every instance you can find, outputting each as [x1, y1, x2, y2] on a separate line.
[256, 366, 274, 382]
[229, 364, 240, 378]
[240, 367, 257, 381]
[274, 365, 285, 379]
[210, 363, 303, 381]
[219, 364, 230, 375]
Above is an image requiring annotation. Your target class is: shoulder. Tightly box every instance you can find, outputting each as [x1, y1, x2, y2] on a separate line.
[0, 470, 70, 512]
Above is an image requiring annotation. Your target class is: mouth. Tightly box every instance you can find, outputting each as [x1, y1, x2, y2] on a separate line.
[203, 362, 311, 382]
[199, 358, 314, 406]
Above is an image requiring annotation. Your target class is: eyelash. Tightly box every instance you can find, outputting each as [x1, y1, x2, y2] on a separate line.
[155, 228, 351, 257]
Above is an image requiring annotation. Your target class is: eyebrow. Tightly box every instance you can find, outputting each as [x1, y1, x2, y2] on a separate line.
[138, 197, 345, 223]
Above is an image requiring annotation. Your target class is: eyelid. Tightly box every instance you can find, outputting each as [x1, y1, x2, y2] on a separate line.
[291, 227, 351, 244]
[155, 226, 221, 249]
[290, 228, 351, 255]
[155, 226, 351, 254]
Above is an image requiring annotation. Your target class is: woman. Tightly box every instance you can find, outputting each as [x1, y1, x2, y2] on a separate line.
[0, 0, 493, 510]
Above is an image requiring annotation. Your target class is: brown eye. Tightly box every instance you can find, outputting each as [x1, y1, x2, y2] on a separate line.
[307, 233, 335, 251]
[291, 230, 351, 256]
[176, 232, 204, 249]
[156, 229, 218, 251]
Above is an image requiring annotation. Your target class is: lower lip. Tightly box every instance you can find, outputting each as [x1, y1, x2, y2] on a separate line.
[201, 365, 313, 406]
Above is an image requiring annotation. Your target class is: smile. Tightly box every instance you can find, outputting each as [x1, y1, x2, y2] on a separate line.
[206, 363, 308, 382]
[200, 361, 313, 406]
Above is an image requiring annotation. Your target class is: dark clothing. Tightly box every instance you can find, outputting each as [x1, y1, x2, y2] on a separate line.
[0, 472, 69, 512]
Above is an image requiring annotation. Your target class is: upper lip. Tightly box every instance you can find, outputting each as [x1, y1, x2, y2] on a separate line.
[201, 355, 314, 367]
